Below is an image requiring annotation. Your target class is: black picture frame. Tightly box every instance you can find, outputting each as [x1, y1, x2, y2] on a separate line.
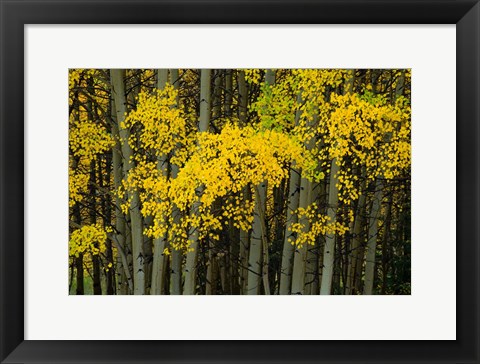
[1, 0, 478, 363]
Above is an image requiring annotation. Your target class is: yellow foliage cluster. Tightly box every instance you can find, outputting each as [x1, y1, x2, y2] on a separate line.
[122, 85, 187, 159]
[68, 168, 89, 207]
[250, 79, 296, 131]
[172, 124, 317, 209]
[248, 69, 411, 247]
[290, 203, 351, 248]
[69, 224, 112, 257]
[249, 69, 351, 134]
[319, 91, 411, 203]
[119, 160, 172, 240]
[68, 69, 97, 92]
[69, 120, 114, 162]
[120, 121, 318, 250]
[68, 69, 115, 212]
[243, 69, 262, 85]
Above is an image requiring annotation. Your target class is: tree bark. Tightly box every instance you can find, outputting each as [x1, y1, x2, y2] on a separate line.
[183, 69, 211, 295]
[150, 69, 170, 295]
[247, 70, 274, 295]
[320, 159, 339, 295]
[237, 70, 248, 125]
[111, 69, 145, 295]
[364, 180, 383, 294]
[110, 95, 132, 294]
[291, 177, 312, 294]
[247, 182, 267, 294]
[346, 171, 367, 295]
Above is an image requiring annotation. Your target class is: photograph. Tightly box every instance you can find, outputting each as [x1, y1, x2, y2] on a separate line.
[68, 68, 411, 295]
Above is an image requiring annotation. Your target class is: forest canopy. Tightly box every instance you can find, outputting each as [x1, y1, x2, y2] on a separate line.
[68, 69, 411, 295]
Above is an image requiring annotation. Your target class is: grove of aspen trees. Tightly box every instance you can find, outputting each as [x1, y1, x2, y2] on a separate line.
[69, 69, 411, 295]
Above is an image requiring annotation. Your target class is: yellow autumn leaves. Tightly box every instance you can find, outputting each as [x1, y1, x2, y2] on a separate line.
[122, 84, 187, 160]
[69, 69, 411, 256]
[119, 93, 319, 250]
[69, 224, 112, 257]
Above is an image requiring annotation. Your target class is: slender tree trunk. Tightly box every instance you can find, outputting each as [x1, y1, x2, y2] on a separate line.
[183, 69, 211, 295]
[212, 69, 223, 120]
[229, 219, 241, 294]
[143, 216, 153, 294]
[364, 180, 383, 295]
[247, 70, 274, 295]
[279, 173, 301, 294]
[110, 96, 132, 294]
[279, 88, 309, 295]
[151, 217, 168, 294]
[88, 159, 102, 295]
[111, 69, 145, 295]
[75, 254, 84, 295]
[150, 69, 170, 295]
[237, 70, 248, 125]
[239, 188, 251, 294]
[317, 236, 324, 293]
[157, 69, 168, 89]
[168, 70, 183, 296]
[171, 249, 183, 295]
[247, 182, 267, 294]
[225, 70, 233, 117]
[71, 154, 85, 296]
[320, 159, 339, 295]
[316, 167, 328, 292]
[219, 254, 230, 294]
[151, 230, 168, 294]
[256, 184, 271, 295]
[381, 192, 393, 294]
[199, 69, 212, 132]
[272, 184, 284, 294]
[305, 182, 320, 295]
[320, 72, 354, 295]
[99, 154, 115, 295]
[291, 177, 312, 294]
[237, 71, 250, 294]
[346, 171, 367, 295]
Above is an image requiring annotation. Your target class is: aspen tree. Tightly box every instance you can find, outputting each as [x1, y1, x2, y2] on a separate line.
[363, 180, 383, 294]
[111, 69, 146, 295]
[279, 169, 300, 294]
[247, 69, 274, 295]
[237, 70, 250, 294]
[291, 177, 312, 294]
[279, 91, 303, 295]
[184, 69, 211, 295]
[168, 69, 184, 295]
[151, 69, 169, 295]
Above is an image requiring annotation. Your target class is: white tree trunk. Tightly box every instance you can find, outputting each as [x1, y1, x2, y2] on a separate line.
[110, 97, 132, 294]
[246, 70, 274, 295]
[111, 69, 145, 295]
[151, 69, 170, 295]
[291, 177, 312, 294]
[247, 182, 267, 294]
[157, 69, 168, 90]
[279, 169, 300, 295]
[184, 69, 211, 295]
[320, 159, 339, 295]
[239, 188, 250, 294]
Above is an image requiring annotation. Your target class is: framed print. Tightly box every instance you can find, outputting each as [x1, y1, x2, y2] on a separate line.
[1, 0, 479, 363]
